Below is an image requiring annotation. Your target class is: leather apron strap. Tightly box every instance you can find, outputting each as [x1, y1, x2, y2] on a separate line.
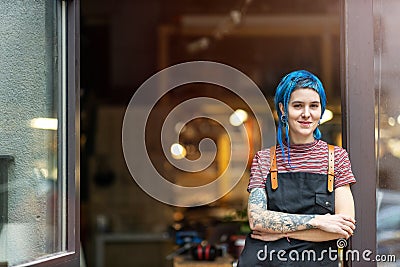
[269, 144, 335, 192]
[269, 146, 278, 190]
[328, 144, 335, 192]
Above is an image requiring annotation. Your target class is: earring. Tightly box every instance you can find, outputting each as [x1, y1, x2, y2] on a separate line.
[280, 114, 288, 126]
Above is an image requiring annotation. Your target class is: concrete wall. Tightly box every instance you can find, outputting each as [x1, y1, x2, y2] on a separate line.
[0, 0, 60, 265]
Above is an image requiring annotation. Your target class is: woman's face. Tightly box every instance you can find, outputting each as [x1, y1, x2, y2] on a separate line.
[279, 88, 322, 144]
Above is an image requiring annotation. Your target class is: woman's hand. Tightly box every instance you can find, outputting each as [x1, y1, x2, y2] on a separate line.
[250, 231, 285, 242]
[310, 213, 356, 239]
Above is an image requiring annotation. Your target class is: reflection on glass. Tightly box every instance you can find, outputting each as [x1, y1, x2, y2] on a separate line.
[374, 0, 400, 262]
[0, 0, 65, 265]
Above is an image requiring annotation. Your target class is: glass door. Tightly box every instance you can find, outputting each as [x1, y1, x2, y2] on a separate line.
[374, 0, 400, 264]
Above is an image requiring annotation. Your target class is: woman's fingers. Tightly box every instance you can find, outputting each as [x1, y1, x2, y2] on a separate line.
[338, 215, 356, 233]
[337, 214, 356, 226]
[314, 213, 356, 235]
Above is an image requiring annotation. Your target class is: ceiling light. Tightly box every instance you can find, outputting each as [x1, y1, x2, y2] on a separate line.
[170, 143, 187, 159]
[320, 109, 333, 124]
[229, 109, 248, 126]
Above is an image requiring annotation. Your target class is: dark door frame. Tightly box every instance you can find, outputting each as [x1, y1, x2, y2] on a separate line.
[341, 0, 376, 266]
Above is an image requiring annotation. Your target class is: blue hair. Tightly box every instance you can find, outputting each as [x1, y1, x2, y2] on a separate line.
[274, 70, 327, 165]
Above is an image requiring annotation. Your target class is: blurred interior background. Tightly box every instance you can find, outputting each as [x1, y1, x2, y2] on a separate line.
[79, 0, 400, 266]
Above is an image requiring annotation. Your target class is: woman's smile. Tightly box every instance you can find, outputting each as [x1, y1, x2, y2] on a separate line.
[298, 121, 314, 127]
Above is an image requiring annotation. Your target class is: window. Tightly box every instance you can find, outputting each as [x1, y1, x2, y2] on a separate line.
[374, 0, 400, 262]
[0, 0, 79, 266]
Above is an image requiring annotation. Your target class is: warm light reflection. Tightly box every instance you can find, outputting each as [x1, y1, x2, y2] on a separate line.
[320, 109, 333, 124]
[387, 138, 400, 158]
[171, 143, 187, 159]
[229, 109, 248, 126]
[388, 117, 396, 127]
[30, 118, 58, 130]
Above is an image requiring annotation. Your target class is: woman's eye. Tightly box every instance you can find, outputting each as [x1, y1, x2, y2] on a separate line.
[293, 104, 302, 108]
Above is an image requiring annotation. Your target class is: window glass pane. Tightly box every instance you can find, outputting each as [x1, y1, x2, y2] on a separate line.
[82, 1, 342, 265]
[374, 0, 400, 262]
[0, 0, 66, 265]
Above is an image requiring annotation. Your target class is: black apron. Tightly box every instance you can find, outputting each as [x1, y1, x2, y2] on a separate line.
[238, 171, 338, 267]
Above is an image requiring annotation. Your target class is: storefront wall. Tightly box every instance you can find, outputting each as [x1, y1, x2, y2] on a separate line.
[0, 0, 79, 266]
[1, 0, 399, 266]
[0, 1, 64, 265]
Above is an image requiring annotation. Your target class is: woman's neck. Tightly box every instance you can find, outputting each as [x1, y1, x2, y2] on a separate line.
[288, 135, 315, 145]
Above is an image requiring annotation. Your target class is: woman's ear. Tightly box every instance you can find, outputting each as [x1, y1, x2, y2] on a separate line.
[279, 103, 285, 115]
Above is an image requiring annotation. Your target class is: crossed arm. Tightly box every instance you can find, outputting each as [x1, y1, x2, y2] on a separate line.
[248, 185, 356, 242]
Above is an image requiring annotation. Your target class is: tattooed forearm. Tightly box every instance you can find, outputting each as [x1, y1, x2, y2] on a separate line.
[248, 187, 267, 209]
[248, 188, 316, 233]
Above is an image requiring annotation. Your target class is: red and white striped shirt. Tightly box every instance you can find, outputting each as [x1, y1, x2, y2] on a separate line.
[247, 139, 356, 192]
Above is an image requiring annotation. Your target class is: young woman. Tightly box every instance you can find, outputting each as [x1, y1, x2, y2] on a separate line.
[238, 70, 356, 266]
